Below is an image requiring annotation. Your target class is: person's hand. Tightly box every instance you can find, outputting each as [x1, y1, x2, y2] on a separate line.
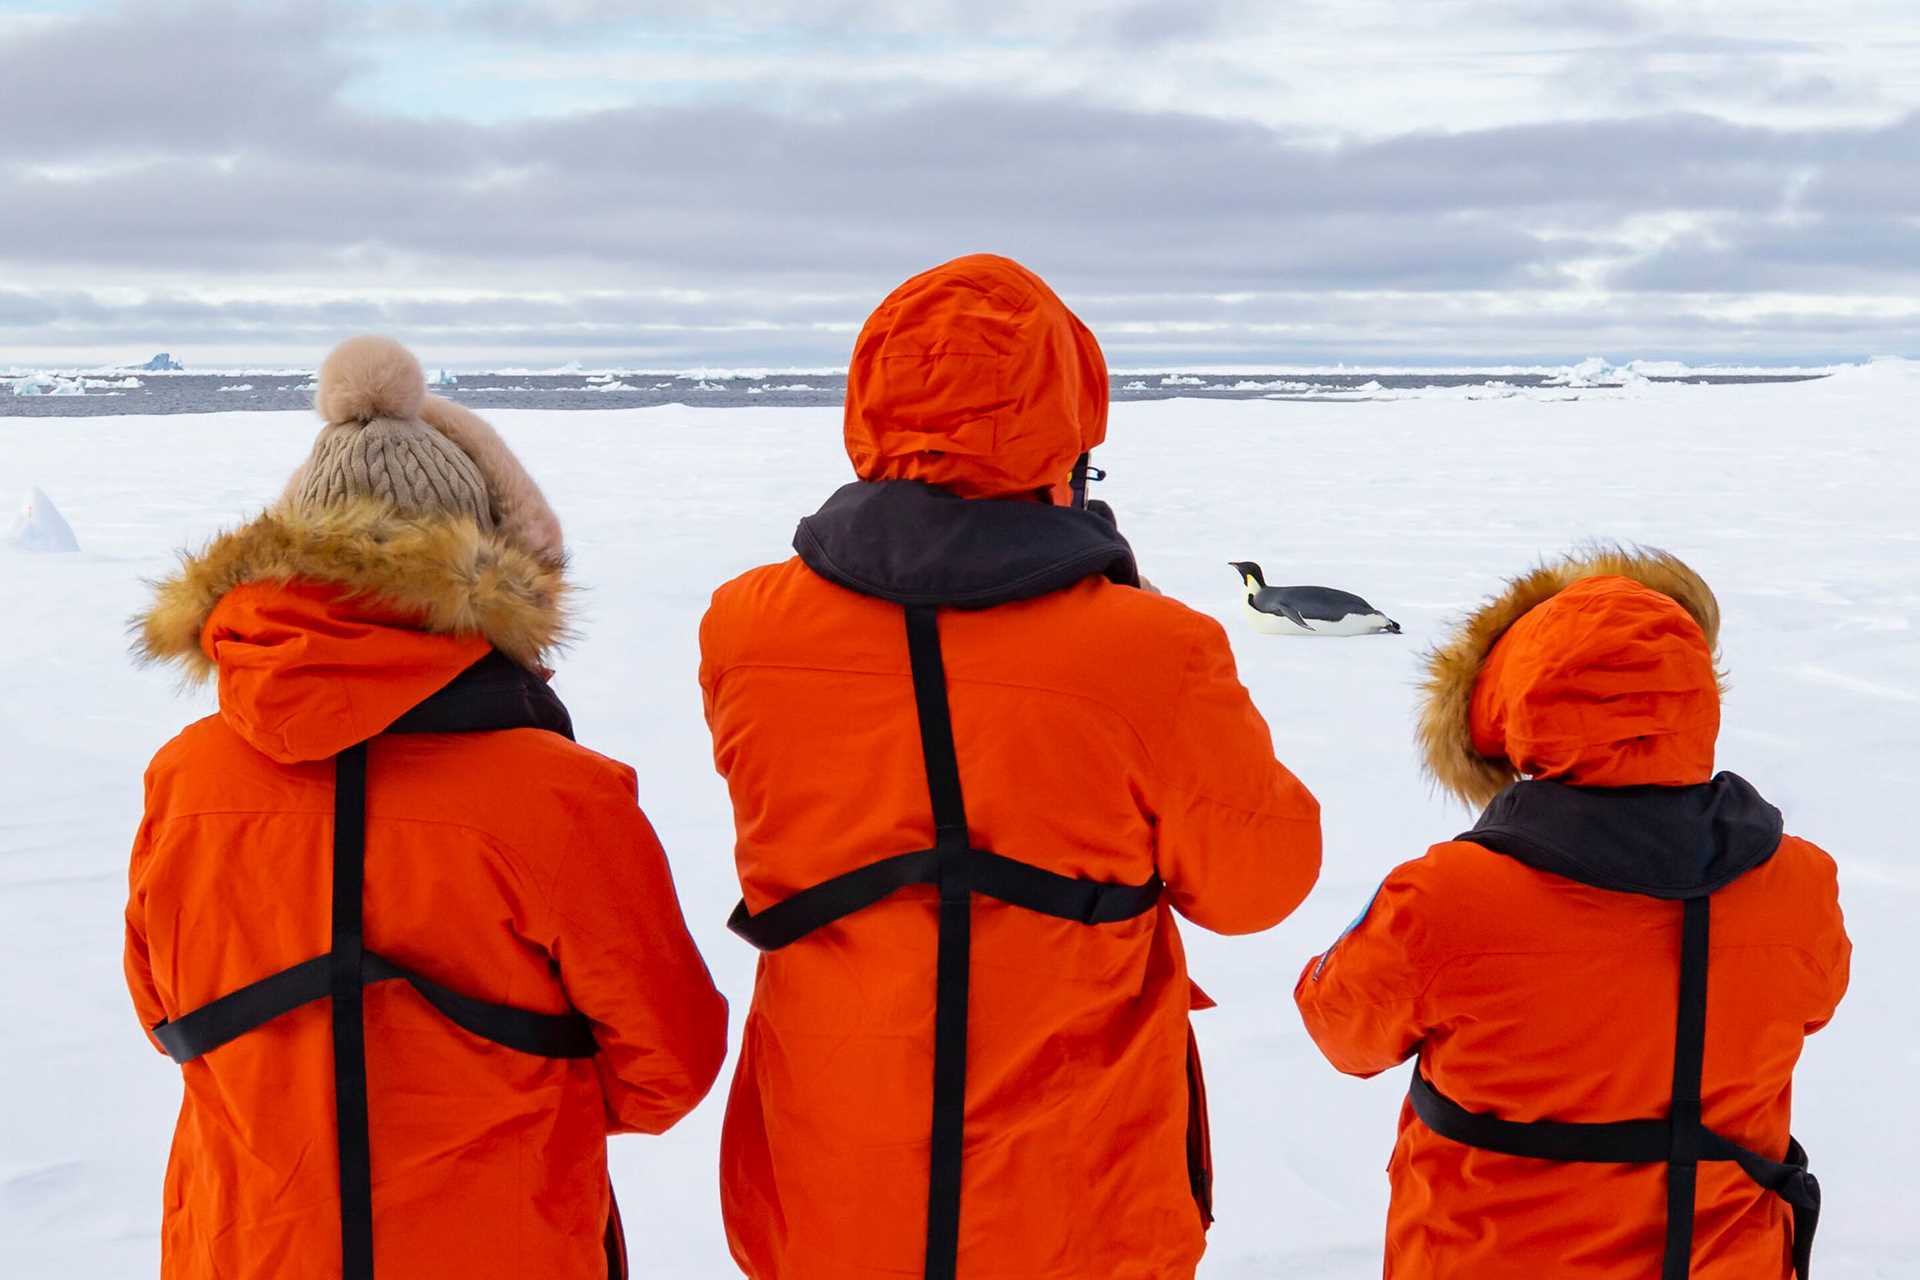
[1137, 576, 1163, 596]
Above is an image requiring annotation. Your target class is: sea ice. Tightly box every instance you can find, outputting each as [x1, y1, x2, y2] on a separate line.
[10, 373, 85, 396]
[2, 369, 1915, 1278]
[1544, 356, 1649, 389]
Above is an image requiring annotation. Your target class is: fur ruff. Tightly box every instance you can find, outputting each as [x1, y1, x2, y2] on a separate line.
[134, 499, 571, 681]
[1417, 545, 1722, 809]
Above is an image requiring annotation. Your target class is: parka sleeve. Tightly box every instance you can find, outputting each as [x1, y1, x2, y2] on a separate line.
[124, 771, 170, 1054]
[1293, 860, 1443, 1077]
[1796, 837, 1851, 1035]
[547, 765, 729, 1135]
[1150, 614, 1321, 935]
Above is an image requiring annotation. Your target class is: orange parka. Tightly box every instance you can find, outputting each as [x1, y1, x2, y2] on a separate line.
[1296, 553, 1850, 1280]
[126, 504, 729, 1280]
[700, 255, 1323, 1279]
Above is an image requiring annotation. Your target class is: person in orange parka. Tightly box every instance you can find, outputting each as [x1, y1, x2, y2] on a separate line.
[1296, 548, 1849, 1280]
[699, 254, 1323, 1279]
[126, 337, 729, 1280]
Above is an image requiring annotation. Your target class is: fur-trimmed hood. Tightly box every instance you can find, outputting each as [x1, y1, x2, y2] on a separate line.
[138, 500, 570, 678]
[1419, 547, 1723, 808]
[135, 501, 571, 761]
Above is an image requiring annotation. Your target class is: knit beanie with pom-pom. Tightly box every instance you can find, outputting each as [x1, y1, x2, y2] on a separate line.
[281, 336, 565, 564]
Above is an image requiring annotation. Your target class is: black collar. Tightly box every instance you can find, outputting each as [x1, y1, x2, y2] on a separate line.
[386, 651, 575, 741]
[794, 479, 1139, 609]
[1461, 773, 1783, 899]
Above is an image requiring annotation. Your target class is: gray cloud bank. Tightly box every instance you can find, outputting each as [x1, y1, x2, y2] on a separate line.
[1, 1, 1915, 365]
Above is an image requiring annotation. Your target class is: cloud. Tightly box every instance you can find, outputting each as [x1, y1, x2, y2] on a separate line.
[1558, 42, 1870, 115]
[1609, 212, 1920, 292]
[1, 0, 1917, 363]
[8, 280, 1914, 369]
[0, 2, 348, 159]
[1491, 0, 1650, 33]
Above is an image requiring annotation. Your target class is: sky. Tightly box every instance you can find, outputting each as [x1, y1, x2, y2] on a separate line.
[1, 0, 1917, 369]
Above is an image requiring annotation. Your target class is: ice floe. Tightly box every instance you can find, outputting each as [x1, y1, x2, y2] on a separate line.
[9, 373, 86, 397]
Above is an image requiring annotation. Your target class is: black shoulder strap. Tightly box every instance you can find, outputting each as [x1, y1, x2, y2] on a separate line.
[725, 592, 1160, 947]
[150, 733, 601, 1280]
[907, 605, 971, 1280]
[722, 604, 1163, 1280]
[330, 744, 377, 1280]
[1408, 892, 1820, 1279]
[1662, 895, 1710, 1280]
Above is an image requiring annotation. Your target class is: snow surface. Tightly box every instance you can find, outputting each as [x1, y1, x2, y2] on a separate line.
[1, 367, 1915, 1277]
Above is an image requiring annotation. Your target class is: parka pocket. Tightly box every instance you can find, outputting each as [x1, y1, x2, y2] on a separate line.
[1185, 1023, 1215, 1227]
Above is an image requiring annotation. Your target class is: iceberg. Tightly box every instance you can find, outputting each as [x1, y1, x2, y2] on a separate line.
[6, 487, 80, 553]
[11, 373, 84, 396]
[137, 353, 185, 371]
[431, 369, 459, 387]
[1544, 356, 1649, 389]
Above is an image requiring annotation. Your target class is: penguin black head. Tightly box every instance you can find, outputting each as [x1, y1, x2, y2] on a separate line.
[1228, 561, 1267, 589]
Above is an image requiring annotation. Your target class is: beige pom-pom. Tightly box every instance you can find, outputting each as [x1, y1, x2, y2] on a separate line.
[314, 335, 427, 425]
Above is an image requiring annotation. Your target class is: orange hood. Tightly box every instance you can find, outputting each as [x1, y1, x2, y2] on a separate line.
[844, 254, 1108, 501]
[136, 501, 571, 763]
[1420, 549, 1724, 807]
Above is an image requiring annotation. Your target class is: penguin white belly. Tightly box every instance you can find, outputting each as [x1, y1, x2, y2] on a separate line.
[1244, 599, 1392, 636]
[1302, 610, 1395, 637]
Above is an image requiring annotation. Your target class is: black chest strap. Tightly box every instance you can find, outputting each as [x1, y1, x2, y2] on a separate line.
[1408, 895, 1821, 1278]
[726, 604, 1162, 1280]
[149, 656, 613, 1280]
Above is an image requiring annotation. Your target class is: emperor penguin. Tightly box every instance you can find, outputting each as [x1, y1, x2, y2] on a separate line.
[1229, 561, 1401, 636]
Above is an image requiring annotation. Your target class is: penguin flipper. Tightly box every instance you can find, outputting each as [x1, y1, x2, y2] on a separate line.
[1278, 602, 1316, 631]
